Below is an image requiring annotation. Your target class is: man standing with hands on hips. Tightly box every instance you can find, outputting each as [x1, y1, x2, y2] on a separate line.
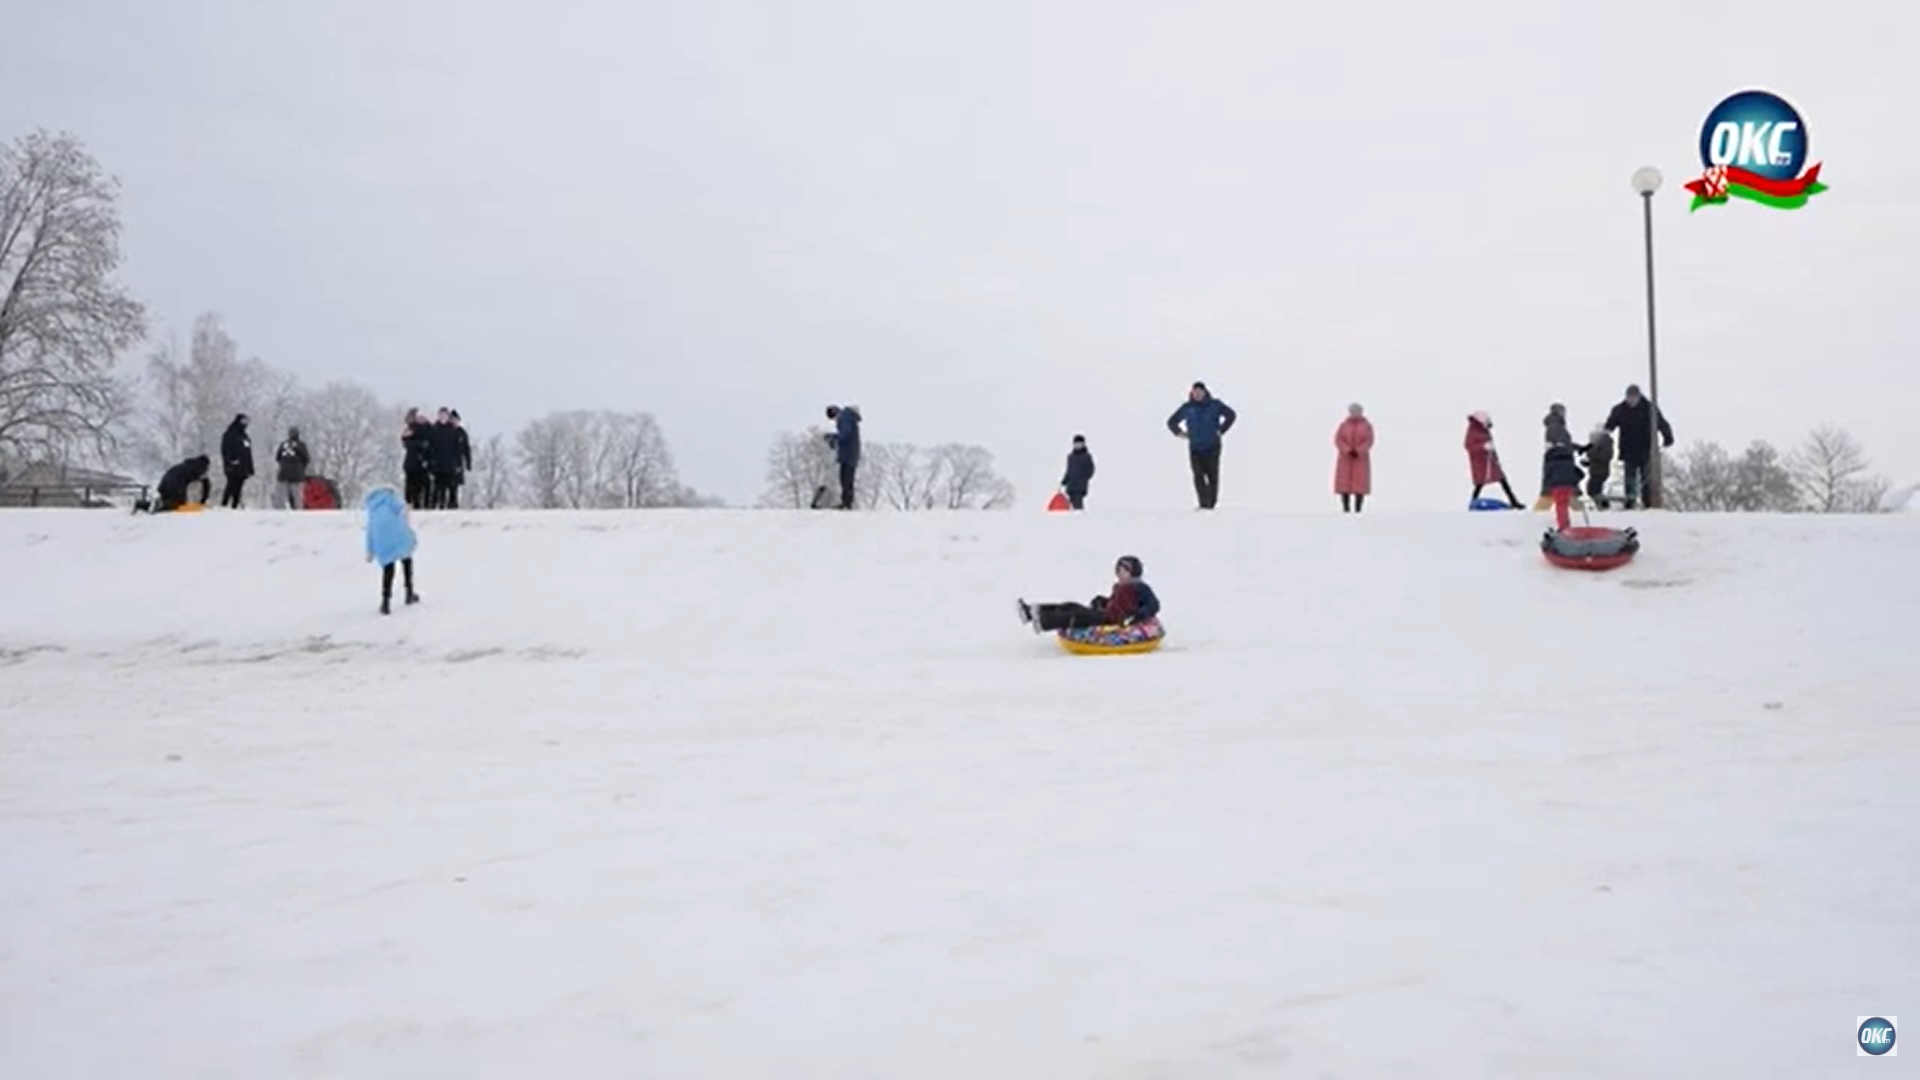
[1167, 381, 1237, 509]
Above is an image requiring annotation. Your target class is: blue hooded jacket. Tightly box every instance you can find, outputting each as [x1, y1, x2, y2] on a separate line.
[830, 406, 862, 464]
[1168, 394, 1237, 453]
[364, 487, 417, 567]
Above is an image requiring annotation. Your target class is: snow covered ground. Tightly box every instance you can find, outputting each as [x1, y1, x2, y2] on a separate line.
[2, 505, 1916, 1077]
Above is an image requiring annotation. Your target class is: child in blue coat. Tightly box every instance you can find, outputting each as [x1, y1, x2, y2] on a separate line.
[364, 486, 419, 614]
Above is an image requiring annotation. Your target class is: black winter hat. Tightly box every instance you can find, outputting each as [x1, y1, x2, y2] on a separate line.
[1072, 433, 1086, 444]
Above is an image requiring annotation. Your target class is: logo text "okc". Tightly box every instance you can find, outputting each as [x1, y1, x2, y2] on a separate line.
[1707, 121, 1797, 168]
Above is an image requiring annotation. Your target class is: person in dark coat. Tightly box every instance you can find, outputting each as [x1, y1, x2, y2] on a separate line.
[824, 404, 862, 510]
[156, 454, 212, 511]
[219, 414, 253, 508]
[1060, 434, 1095, 509]
[1579, 426, 1615, 509]
[274, 426, 311, 510]
[429, 408, 472, 509]
[1017, 555, 1161, 633]
[401, 408, 435, 509]
[1603, 384, 1674, 508]
[1166, 381, 1236, 509]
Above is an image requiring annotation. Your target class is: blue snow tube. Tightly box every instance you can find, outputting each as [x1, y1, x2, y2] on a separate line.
[1469, 497, 1518, 511]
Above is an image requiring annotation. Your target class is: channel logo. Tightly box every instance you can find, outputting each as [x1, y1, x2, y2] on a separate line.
[1858, 1016, 1897, 1056]
[1684, 89, 1828, 212]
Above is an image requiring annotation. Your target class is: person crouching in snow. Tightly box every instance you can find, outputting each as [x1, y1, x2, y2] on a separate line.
[364, 486, 419, 614]
[1060, 434, 1094, 509]
[1541, 442, 1586, 530]
[1018, 555, 1159, 633]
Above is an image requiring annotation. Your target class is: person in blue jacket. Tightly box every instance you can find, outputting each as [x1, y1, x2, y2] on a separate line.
[364, 486, 419, 614]
[1166, 381, 1237, 509]
[1060, 434, 1095, 509]
[824, 404, 862, 509]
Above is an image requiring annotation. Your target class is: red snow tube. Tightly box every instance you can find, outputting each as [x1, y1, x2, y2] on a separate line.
[301, 476, 341, 510]
[1541, 525, 1638, 571]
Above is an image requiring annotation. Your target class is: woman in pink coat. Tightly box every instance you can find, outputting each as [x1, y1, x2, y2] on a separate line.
[1333, 403, 1373, 512]
[1465, 411, 1523, 507]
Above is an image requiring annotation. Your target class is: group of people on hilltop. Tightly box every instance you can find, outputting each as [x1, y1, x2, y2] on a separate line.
[147, 407, 475, 514]
[401, 407, 473, 510]
[1035, 380, 1673, 515]
[1463, 384, 1674, 510]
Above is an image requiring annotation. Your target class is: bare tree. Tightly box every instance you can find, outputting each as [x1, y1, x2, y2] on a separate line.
[469, 432, 516, 509]
[0, 130, 147, 465]
[930, 442, 1016, 509]
[604, 411, 678, 507]
[516, 412, 571, 509]
[296, 380, 393, 504]
[1729, 440, 1800, 512]
[1789, 425, 1889, 512]
[759, 426, 836, 508]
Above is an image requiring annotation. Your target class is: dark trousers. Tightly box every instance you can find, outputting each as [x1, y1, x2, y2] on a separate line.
[1033, 601, 1113, 631]
[432, 472, 460, 509]
[1066, 490, 1085, 510]
[380, 558, 415, 600]
[838, 458, 858, 509]
[1474, 477, 1521, 506]
[1189, 447, 1220, 508]
[1622, 461, 1648, 508]
[1341, 492, 1366, 512]
[221, 472, 247, 508]
[1586, 468, 1610, 509]
[405, 469, 430, 509]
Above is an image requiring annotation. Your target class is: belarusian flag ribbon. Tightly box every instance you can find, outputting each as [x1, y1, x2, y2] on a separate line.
[1686, 162, 1826, 210]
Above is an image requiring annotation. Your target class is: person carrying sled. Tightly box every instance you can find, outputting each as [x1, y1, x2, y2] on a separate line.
[1465, 411, 1523, 508]
[364, 486, 420, 615]
[1018, 555, 1160, 633]
[824, 404, 862, 509]
[1167, 381, 1236, 509]
[155, 454, 212, 511]
[1060, 434, 1095, 509]
[275, 426, 311, 509]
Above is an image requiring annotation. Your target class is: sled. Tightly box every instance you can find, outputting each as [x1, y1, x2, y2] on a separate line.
[1056, 617, 1166, 655]
[1542, 526, 1639, 570]
[1470, 497, 1519, 511]
[1538, 489, 1637, 571]
[301, 476, 341, 510]
[173, 502, 206, 513]
[1046, 490, 1071, 512]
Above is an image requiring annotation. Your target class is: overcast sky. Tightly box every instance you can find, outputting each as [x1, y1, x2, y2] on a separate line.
[3, 0, 1914, 509]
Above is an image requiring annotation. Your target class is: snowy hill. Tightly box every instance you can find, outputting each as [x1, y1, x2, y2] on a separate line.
[3, 506, 1917, 1077]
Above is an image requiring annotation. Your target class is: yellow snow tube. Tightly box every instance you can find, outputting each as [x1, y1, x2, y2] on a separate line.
[1055, 617, 1166, 655]
[174, 502, 206, 513]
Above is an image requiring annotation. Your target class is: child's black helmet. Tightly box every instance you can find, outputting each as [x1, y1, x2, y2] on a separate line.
[1116, 555, 1143, 577]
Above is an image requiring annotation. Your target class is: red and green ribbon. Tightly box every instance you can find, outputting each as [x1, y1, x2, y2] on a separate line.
[1686, 162, 1827, 211]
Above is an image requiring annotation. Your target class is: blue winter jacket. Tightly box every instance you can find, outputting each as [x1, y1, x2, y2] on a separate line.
[832, 406, 862, 463]
[364, 487, 417, 567]
[1167, 397, 1237, 452]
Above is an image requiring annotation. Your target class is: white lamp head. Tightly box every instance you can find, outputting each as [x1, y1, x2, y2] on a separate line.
[1631, 166, 1663, 196]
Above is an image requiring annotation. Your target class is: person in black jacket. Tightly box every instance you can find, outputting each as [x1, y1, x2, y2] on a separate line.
[156, 454, 212, 511]
[1603, 384, 1674, 509]
[1060, 434, 1095, 509]
[274, 426, 311, 509]
[219, 414, 253, 508]
[429, 408, 472, 509]
[401, 408, 435, 509]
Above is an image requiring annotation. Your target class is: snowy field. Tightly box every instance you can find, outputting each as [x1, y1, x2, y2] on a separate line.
[2, 505, 1916, 1077]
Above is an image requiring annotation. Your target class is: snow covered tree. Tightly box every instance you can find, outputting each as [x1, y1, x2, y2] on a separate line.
[759, 426, 837, 508]
[1789, 425, 1889, 513]
[0, 130, 147, 466]
[294, 380, 395, 504]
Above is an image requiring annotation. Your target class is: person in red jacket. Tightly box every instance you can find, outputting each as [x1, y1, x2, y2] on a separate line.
[1017, 555, 1160, 633]
[1333, 403, 1374, 512]
[1465, 411, 1523, 507]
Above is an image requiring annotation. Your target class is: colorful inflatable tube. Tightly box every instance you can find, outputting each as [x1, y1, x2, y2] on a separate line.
[1057, 616, 1166, 655]
[1541, 525, 1639, 571]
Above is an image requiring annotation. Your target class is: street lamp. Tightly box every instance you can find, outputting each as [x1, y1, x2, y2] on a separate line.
[1631, 165, 1663, 508]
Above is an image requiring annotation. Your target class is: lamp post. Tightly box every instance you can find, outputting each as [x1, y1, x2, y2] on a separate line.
[1631, 165, 1663, 509]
